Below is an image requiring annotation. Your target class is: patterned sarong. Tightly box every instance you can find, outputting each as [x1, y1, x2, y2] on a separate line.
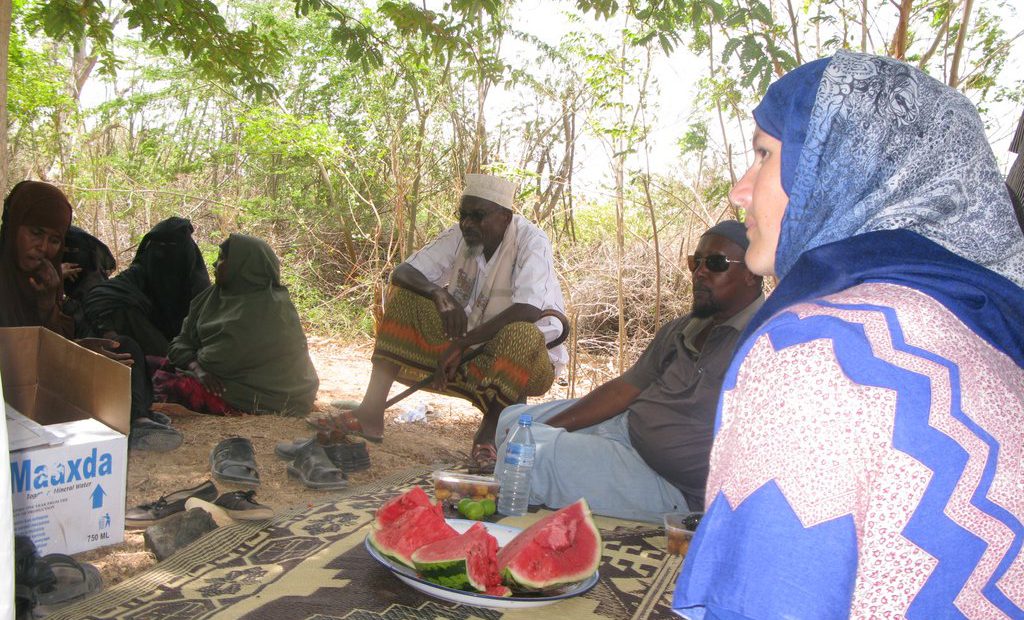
[373, 287, 554, 412]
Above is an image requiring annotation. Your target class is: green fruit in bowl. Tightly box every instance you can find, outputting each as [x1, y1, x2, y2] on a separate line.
[480, 498, 496, 517]
[457, 498, 474, 513]
[462, 502, 485, 521]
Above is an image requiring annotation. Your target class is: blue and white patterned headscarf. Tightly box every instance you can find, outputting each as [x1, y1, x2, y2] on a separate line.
[761, 51, 1024, 287]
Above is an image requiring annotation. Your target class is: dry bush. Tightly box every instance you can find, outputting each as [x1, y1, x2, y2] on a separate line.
[557, 232, 695, 371]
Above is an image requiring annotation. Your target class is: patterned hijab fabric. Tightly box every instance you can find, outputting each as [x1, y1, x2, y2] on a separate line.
[771, 51, 1024, 287]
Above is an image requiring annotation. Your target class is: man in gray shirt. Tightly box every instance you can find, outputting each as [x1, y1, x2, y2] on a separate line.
[495, 221, 764, 522]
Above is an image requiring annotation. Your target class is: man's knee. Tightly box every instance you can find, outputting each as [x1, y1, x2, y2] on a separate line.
[491, 322, 545, 351]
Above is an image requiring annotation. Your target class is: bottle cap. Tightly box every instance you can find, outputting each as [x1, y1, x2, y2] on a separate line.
[518, 414, 532, 425]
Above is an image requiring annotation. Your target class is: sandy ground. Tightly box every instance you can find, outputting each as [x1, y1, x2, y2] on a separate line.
[76, 337, 604, 587]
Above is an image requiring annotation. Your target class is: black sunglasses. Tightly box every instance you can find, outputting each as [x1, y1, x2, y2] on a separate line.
[687, 254, 744, 273]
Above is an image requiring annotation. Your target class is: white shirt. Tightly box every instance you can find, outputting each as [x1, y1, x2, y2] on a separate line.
[406, 214, 569, 374]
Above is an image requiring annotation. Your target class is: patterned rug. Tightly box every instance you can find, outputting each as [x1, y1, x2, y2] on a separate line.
[47, 468, 683, 619]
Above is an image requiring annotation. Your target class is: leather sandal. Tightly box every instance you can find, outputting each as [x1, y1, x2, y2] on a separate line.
[33, 554, 102, 610]
[210, 437, 260, 486]
[287, 443, 348, 490]
[305, 409, 383, 443]
[467, 443, 498, 475]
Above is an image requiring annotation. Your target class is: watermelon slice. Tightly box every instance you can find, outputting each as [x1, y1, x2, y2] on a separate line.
[368, 503, 458, 568]
[484, 585, 512, 597]
[373, 486, 434, 530]
[496, 498, 602, 592]
[412, 522, 502, 592]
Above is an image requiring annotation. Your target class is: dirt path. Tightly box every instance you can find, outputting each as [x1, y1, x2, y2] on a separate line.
[78, 337, 598, 586]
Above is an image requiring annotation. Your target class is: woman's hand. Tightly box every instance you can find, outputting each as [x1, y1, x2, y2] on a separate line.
[61, 262, 82, 282]
[28, 261, 62, 313]
[75, 338, 134, 366]
[189, 361, 224, 396]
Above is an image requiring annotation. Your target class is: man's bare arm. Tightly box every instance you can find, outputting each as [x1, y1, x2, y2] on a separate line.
[544, 376, 642, 431]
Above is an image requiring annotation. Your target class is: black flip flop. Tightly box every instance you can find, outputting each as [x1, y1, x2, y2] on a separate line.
[210, 437, 260, 486]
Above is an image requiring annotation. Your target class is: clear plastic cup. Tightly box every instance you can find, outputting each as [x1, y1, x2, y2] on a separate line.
[663, 513, 694, 557]
[665, 511, 704, 557]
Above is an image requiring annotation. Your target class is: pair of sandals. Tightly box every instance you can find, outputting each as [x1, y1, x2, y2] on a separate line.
[212, 436, 347, 491]
[306, 405, 497, 475]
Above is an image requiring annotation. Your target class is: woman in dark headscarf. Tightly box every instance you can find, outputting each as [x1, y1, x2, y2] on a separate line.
[161, 233, 319, 416]
[1, 181, 183, 452]
[673, 52, 1024, 617]
[84, 216, 210, 356]
[0, 181, 75, 335]
[62, 225, 116, 336]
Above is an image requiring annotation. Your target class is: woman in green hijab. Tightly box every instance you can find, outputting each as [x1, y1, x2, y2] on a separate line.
[163, 234, 319, 416]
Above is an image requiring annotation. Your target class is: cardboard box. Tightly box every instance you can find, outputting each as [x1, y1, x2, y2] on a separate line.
[2, 327, 131, 555]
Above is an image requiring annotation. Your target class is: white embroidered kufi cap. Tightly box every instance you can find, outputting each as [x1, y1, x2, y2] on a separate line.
[463, 174, 515, 210]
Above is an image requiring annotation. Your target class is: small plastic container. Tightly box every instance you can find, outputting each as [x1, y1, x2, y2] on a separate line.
[432, 470, 500, 507]
[664, 511, 703, 557]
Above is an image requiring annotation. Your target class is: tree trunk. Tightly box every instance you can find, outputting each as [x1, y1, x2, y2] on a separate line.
[891, 0, 914, 59]
[1, 0, 11, 193]
[948, 0, 975, 87]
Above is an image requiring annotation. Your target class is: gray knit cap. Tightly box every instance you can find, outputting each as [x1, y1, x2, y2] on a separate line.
[702, 220, 749, 250]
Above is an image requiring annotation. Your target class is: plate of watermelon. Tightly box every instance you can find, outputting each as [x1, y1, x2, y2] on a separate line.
[365, 488, 601, 609]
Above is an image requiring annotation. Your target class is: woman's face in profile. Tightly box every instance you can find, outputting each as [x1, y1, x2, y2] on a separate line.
[15, 224, 63, 274]
[729, 128, 789, 277]
[214, 245, 229, 286]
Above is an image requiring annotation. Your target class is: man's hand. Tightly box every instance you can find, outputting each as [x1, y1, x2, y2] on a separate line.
[431, 341, 466, 390]
[189, 361, 224, 396]
[76, 338, 134, 366]
[61, 263, 83, 282]
[432, 289, 468, 339]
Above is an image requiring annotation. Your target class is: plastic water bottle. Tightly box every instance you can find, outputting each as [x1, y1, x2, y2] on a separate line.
[497, 414, 535, 517]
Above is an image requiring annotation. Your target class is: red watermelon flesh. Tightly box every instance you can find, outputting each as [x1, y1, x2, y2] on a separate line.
[411, 522, 502, 592]
[368, 503, 458, 568]
[374, 486, 434, 530]
[496, 498, 602, 592]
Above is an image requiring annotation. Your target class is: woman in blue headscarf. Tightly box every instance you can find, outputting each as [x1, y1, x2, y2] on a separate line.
[673, 52, 1024, 617]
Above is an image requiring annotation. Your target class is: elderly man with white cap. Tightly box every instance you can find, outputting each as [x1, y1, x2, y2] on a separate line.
[314, 174, 567, 473]
[494, 221, 764, 522]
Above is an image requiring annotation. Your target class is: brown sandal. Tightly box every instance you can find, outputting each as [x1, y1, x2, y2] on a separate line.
[305, 410, 383, 444]
[467, 443, 498, 475]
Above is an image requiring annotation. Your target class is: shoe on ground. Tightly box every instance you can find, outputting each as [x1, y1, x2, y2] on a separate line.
[147, 410, 172, 426]
[276, 436, 371, 473]
[129, 418, 183, 452]
[212, 490, 274, 521]
[125, 480, 218, 528]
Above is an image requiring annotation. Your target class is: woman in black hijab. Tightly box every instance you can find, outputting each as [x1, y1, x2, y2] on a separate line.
[1, 181, 183, 452]
[84, 217, 210, 356]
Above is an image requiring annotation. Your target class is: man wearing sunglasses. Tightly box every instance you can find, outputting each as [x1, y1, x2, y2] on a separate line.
[495, 220, 764, 522]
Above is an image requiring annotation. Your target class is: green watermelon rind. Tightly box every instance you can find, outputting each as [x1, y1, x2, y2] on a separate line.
[367, 503, 457, 569]
[412, 522, 497, 592]
[497, 498, 602, 592]
[412, 558, 479, 591]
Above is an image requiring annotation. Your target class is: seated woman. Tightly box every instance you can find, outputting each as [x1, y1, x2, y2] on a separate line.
[0, 181, 182, 451]
[84, 217, 210, 356]
[62, 225, 116, 336]
[157, 233, 319, 416]
[672, 53, 1024, 617]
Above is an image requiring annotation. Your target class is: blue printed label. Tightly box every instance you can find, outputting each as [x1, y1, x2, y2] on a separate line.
[504, 443, 535, 467]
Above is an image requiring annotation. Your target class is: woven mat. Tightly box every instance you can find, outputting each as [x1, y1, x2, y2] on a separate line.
[47, 467, 682, 620]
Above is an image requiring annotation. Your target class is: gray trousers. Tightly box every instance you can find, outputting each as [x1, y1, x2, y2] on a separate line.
[495, 399, 689, 523]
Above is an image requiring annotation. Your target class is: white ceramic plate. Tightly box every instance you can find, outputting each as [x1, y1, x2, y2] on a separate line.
[364, 518, 600, 610]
